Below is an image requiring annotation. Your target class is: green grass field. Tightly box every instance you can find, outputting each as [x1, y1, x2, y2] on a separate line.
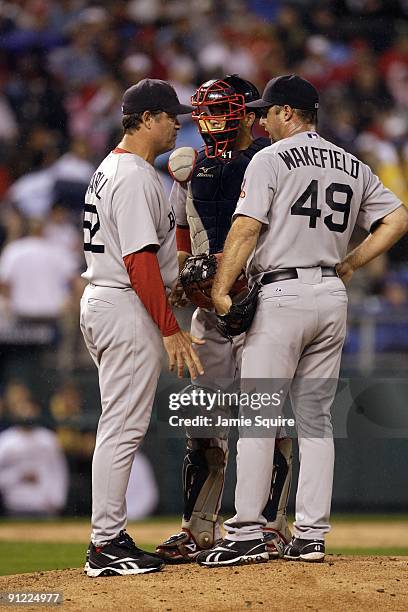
[0, 542, 86, 575]
[0, 516, 407, 576]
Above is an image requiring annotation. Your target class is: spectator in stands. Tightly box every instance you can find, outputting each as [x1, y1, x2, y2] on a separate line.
[122, 52, 152, 87]
[47, 18, 105, 89]
[52, 138, 95, 201]
[0, 218, 77, 322]
[349, 57, 393, 131]
[7, 129, 60, 218]
[0, 380, 32, 429]
[355, 132, 408, 204]
[49, 379, 83, 425]
[66, 75, 123, 157]
[381, 271, 408, 308]
[0, 394, 68, 516]
[3, 380, 32, 414]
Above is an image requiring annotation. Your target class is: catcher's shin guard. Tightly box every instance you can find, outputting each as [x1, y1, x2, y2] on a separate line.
[181, 437, 228, 549]
[263, 438, 293, 550]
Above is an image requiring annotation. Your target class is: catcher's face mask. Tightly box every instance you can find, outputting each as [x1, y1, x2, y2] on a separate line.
[192, 79, 246, 158]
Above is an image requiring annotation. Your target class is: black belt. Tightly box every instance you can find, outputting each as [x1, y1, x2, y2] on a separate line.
[262, 267, 337, 285]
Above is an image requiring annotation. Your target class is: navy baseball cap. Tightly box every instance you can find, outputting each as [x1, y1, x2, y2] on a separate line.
[246, 75, 319, 111]
[122, 78, 193, 115]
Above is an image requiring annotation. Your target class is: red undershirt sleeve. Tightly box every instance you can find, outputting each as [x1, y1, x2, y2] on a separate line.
[123, 248, 180, 337]
[176, 225, 192, 253]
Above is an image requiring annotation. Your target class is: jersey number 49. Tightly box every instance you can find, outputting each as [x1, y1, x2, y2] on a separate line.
[291, 180, 353, 233]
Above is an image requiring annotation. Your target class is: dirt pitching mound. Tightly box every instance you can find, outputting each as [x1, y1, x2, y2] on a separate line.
[1, 556, 407, 612]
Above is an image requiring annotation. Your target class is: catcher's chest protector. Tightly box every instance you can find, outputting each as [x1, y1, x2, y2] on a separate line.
[188, 138, 270, 254]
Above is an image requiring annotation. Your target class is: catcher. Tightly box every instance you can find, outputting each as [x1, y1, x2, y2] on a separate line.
[155, 75, 293, 563]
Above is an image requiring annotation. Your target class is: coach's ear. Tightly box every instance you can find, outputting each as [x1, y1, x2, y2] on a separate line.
[141, 110, 157, 129]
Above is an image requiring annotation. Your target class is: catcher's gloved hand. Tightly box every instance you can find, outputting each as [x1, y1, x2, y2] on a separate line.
[180, 253, 247, 310]
[216, 283, 261, 339]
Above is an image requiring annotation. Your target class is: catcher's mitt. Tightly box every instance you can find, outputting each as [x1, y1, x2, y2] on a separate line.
[216, 283, 261, 339]
[180, 253, 246, 310]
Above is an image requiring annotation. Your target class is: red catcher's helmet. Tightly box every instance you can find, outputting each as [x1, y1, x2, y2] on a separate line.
[191, 75, 258, 158]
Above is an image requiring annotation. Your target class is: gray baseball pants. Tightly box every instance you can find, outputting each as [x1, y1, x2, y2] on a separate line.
[185, 308, 290, 538]
[224, 269, 347, 542]
[80, 284, 162, 546]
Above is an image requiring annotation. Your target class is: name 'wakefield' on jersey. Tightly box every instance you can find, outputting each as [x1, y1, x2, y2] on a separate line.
[278, 142, 360, 178]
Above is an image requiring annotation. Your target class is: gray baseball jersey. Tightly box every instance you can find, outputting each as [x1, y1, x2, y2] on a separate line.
[224, 131, 403, 545]
[234, 131, 402, 281]
[82, 152, 178, 292]
[80, 150, 178, 546]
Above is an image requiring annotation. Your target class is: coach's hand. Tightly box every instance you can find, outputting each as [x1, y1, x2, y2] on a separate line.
[163, 330, 205, 379]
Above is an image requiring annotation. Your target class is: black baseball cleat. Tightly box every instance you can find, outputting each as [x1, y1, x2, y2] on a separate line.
[85, 530, 164, 577]
[196, 538, 269, 567]
[284, 537, 325, 562]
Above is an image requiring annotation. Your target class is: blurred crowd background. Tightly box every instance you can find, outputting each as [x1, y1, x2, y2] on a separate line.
[0, 0, 407, 518]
